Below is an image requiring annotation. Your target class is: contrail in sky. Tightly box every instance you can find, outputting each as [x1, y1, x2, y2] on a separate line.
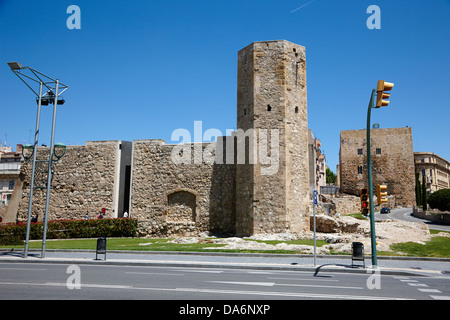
[290, 0, 317, 13]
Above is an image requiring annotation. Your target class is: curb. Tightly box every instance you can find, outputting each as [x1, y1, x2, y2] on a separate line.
[3, 248, 450, 262]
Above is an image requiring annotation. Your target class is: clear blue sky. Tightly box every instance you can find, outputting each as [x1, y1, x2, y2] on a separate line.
[1, 0, 449, 172]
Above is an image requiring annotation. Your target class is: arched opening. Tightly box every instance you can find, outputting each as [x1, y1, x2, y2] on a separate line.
[166, 190, 197, 222]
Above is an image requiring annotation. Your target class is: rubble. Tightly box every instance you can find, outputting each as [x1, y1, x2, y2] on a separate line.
[153, 215, 435, 255]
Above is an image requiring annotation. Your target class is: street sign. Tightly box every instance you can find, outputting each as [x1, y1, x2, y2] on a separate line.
[313, 189, 317, 266]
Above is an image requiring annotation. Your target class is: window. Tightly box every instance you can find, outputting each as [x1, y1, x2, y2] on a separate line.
[295, 106, 299, 114]
[267, 105, 272, 111]
[358, 166, 363, 174]
[376, 148, 381, 155]
[8, 180, 15, 191]
[357, 149, 363, 155]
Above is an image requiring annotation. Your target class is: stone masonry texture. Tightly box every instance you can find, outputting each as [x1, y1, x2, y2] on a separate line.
[9, 40, 312, 237]
[236, 40, 310, 235]
[17, 141, 123, 221]
[339, 127, 416, 207]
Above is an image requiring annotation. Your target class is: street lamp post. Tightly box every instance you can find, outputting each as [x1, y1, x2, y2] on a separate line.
[8, 62, 68, 259]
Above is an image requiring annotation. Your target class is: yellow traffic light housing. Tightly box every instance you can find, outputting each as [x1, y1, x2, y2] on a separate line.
[376, 80, 394, 108]
[360, 188, 370, 216]
[377, 184, 388, 205]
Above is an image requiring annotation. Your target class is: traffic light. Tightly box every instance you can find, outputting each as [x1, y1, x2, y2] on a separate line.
[377, 184, 388, 205]
[376, 80, 394, 107]
[360, 188, 370, 215]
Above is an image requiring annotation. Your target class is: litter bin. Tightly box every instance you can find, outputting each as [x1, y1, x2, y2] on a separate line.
[351, 242, 365, 267]
[96, 237, 107, 260]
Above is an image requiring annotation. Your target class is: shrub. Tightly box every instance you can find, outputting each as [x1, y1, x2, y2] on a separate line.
[0, 218, 138, 240]
[0, 235, 24, 246]
[428, 189, 450, 212]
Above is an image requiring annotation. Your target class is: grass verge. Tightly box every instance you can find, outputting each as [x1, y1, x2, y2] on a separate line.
[1, 238, 327, 254]
[1, 231, 449, 258]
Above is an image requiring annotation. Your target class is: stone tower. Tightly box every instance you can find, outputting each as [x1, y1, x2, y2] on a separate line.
[235, 40, 310, 236]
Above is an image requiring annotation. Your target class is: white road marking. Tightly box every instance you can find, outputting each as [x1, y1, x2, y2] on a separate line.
[430, 295, 450, 300]
[207, 281, 275, 287]
[268, 277, 338, 282]
[207, 280, 363, 290]
[0, 267, 47, 271]
[178, 269, 223, 273]
[418, 289, 442, 293]
[0, 281, 413, 300]
[125, 272, 183, 276]
[407, 283, 429, 287]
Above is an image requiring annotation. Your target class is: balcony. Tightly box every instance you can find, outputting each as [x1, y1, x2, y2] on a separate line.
[0, 162, 21, 175]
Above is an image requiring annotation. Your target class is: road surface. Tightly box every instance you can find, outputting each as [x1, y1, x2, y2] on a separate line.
[375, 207, 450, 232]
[1, 262, 449, 301]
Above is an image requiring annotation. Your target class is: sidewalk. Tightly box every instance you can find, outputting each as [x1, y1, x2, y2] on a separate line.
[1, 249, 450, 277]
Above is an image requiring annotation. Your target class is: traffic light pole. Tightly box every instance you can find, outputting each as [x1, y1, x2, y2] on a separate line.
[366, 89, 378, 268]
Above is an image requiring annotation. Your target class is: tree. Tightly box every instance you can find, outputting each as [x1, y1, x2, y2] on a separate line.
[415, 171, 422, 206]
[428, 189, 450, 212]
[422, 173, 427, 211]
[326, 168, 336, 184]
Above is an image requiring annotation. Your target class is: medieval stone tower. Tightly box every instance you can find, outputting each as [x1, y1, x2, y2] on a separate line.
[235, 40, 310, 236]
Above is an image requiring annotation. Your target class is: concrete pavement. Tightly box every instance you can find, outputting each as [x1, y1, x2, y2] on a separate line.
[1, 249, 449, 277]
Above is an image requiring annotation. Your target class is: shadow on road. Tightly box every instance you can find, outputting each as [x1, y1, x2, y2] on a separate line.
[313, 263, 366, 277]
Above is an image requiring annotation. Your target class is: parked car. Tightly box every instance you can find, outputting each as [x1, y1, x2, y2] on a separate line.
[380, 207, 390, 214]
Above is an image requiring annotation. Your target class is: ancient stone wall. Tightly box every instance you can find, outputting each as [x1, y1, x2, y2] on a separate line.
[130, 139, 236, 237]
[16, 141, 128, 222]
[7, 40, 313, 239]
[339, 127, 415, 207]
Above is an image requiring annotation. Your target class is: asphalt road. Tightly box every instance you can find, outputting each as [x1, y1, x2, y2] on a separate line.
[1, 262, 449, 301]
[375, 207, 450, 232]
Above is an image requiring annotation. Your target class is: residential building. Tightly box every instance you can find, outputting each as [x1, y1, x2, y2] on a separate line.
[0, 146, 22, 219]
[308, 130, 326, 195]
[414, 152, 450, 193]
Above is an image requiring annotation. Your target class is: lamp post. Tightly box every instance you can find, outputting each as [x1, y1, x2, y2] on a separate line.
[8, 62, 68, 258]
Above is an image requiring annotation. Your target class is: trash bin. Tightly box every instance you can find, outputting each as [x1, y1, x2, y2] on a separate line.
[351, 242, 365, 267]
[96, 237, 107, 260]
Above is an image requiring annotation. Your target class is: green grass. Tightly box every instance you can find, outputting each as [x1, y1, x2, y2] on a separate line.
[4, 238, 224, 252]
[2, 232, 449, 257]
[345, 213, 368, 220]
[1, 237, 327, 254]
[389, 230, 450, 258]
